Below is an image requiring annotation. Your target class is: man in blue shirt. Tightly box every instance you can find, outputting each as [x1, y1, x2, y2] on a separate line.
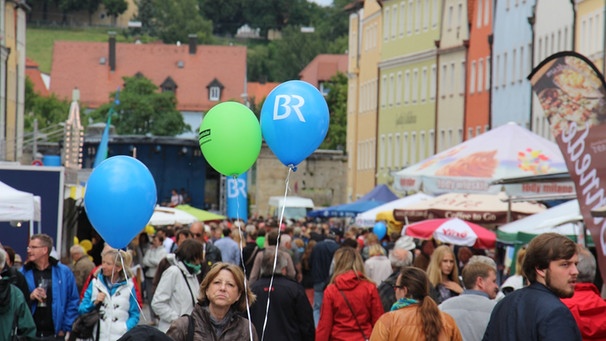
[482, 233, 582, 341]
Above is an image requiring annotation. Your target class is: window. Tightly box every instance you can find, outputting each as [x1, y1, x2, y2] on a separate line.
[420, 131, 426, 160]
[477, 0, 482, 28]
[457, 3, 462, 29]
[502, 52, 507, 87]
[421, 67, 428, 102]
[468, 127, 474, 139]
[387, 134, 393, 168]
[411, 132, 417, 164]
[392, 5, 398, 38]
[381, 76, 387, 106]
[430, 65, 437, 100]
[424, 0, 429, 30]
[450, 62, 455, 96]
[448, 5, 453, 30]
[384, 8, 390, 41]
[470, 61, 476, 93]
[396, 72, 402, 105]
[416, 0, 421, 32]
[494, 55, 500, 88]
[484, 0, 489, 25]
[429, 130, 435, 154]
[400, 2, 406, 36]
[408, 1, 414, 34]
[389, 74, 395, 106]
[404, 71, 411, 104]
[403, 133, 409, 166]
[512, 49, 517, 84]
[519, 46, 524, 82]
[478, 59, 484, 91]
[395, 134, 401, 167]
[441, 64, 448, 97]
[413, 69, 419, 102]
[432, 0, 439, 28]
[440, 130, 445, 151]
[209, 87, 220, 101]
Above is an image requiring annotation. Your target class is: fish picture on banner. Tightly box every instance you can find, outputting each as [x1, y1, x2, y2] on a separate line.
[529, 51, 606, 283]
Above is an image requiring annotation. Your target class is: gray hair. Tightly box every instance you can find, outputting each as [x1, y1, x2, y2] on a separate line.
[0, 248, 6, 269]
[577, 247, 596, 283]
[467, 255, 497, 270]
[260, 250, 287, 277]
[70, 244, 86, 255]
[279, 234, 292, 248]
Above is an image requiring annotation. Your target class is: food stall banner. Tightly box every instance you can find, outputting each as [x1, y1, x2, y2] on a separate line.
[529, 51, 606, 283]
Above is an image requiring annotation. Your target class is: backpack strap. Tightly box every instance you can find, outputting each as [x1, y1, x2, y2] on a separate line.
[186, 314, 194, 341]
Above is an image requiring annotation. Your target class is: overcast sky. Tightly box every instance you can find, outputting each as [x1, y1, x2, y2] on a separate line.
[308, 0, 333, 7]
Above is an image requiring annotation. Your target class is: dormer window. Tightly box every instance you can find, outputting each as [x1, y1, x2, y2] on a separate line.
[161, 76, 177, 93]
[207, 78, 224, 102]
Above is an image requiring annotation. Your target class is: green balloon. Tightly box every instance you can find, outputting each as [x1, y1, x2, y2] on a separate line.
[199, 102, 262, 176]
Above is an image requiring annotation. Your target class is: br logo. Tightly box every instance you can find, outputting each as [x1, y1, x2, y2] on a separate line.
[227, 178, 246, 198]
[273, 95, 306, 122]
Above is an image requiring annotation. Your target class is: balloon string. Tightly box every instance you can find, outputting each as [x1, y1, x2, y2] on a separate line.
[114, 251, 146, 322]
[233, 175, 255, 341]
[261, 166, 293, 341]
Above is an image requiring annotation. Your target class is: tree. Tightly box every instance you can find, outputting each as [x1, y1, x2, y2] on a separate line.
[198, 0, 246, 36]
[89, 75, 189, 136]
[151, 0, 213, 44]
[243, 0, 310, 38]
[320, 72, 347, 150]
[24, 77, 71, 141]
[266, 26, 326, 81]
[133, 0, 156, 36]
[103, 0, 128, 26]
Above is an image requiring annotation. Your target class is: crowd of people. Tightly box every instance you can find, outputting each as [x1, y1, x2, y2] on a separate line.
[0, 216, 605, 341]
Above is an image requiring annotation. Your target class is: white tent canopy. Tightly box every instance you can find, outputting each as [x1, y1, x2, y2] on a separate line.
[355, 193, 433, 227]
[0, 181, 41, 235]
[497, 199, 585, 245]
[149, 206, 197, 226]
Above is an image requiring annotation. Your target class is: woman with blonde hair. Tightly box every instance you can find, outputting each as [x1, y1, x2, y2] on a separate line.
[316, 246, 384, 341]
[426, 245, 463, 304]
[499, 247, 527, 296]
[78, 248, 140, 340]
[167, 263, 258, 341]
[370, 267, 462, 341]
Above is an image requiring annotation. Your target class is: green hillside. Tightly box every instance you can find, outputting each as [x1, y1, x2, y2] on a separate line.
[27, 27, 131, 74]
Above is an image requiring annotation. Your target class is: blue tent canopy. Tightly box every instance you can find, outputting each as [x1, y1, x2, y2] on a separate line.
[308, 185, 398, 218]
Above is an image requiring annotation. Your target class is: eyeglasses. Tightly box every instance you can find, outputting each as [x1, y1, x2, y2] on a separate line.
[27, 245, 45, 250]
[193, 233, 203, 238]
[393, 284, 404, 290]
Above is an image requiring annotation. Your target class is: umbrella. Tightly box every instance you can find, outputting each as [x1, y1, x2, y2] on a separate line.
[354, 192, 434, 227]
[403, 218, 496, 249]
[392, 122, 569, 195]
[149, 206, 197, 226]
[393, 192, 545, 225]
[175, 204, 226, 222]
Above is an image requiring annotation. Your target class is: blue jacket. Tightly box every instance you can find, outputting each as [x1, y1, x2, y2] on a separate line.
[21, 259, 80, 334]
[482, 282, 582, 341]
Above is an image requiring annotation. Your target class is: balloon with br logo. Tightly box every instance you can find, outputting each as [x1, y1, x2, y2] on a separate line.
[260, 80, 330, 168]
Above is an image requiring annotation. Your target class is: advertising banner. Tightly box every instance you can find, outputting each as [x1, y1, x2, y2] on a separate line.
[227, 172, 248, 221]
[529, 51, 606, 282]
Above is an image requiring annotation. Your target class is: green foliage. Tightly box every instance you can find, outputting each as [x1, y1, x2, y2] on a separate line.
[321, 72, 347, 150]
[89, 75, 190, 136]
[151, 0, 213, 44]
[242, 0, 310, 38]
[24, 77, 71, 141]
[103, 0, 128, 19]
[199, 0, 246, 36]
[266, 26, 327, 81]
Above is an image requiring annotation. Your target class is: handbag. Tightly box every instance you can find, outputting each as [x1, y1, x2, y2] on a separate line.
[69, 303, 101, 341]
[338, 290, 369, 341]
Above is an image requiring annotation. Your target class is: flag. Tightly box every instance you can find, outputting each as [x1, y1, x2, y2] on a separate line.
[93, 89, 120, 168]
[529, 51, 606, 283]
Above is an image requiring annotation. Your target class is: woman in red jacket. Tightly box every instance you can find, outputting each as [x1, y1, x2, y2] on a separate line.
[316, 246, 384, 341]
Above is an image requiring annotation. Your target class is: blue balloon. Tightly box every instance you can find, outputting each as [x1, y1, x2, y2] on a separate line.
[261, 80, 330, 167]
[84, 156, 157, 249]
[373, 221, 387, 240]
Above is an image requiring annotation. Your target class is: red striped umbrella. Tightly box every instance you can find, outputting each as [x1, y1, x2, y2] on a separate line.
[403, 218, 496, 249]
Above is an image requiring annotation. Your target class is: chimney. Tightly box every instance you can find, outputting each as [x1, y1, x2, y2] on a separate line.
[109, 31, 116, 71]
[188, 34, 197, 55]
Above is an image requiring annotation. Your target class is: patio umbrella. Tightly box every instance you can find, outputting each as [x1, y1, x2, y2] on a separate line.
[392, 122, 569, 195]
[176, 204, 226, 222]
[149, 206, 197, 226]
[403, 218, 496, 249]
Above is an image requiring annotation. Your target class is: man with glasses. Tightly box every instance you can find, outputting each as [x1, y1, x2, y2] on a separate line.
[189, 221, 222, 269]
[21, 234, 79, 340]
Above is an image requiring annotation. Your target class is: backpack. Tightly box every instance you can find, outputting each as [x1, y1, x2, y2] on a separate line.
[69, 305, 100, 341]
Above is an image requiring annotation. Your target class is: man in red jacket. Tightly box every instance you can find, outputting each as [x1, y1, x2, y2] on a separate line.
[561, 247, 606, 340]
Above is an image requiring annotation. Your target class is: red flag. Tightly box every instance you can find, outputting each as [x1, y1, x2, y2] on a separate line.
[529, 51, 606, 283]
